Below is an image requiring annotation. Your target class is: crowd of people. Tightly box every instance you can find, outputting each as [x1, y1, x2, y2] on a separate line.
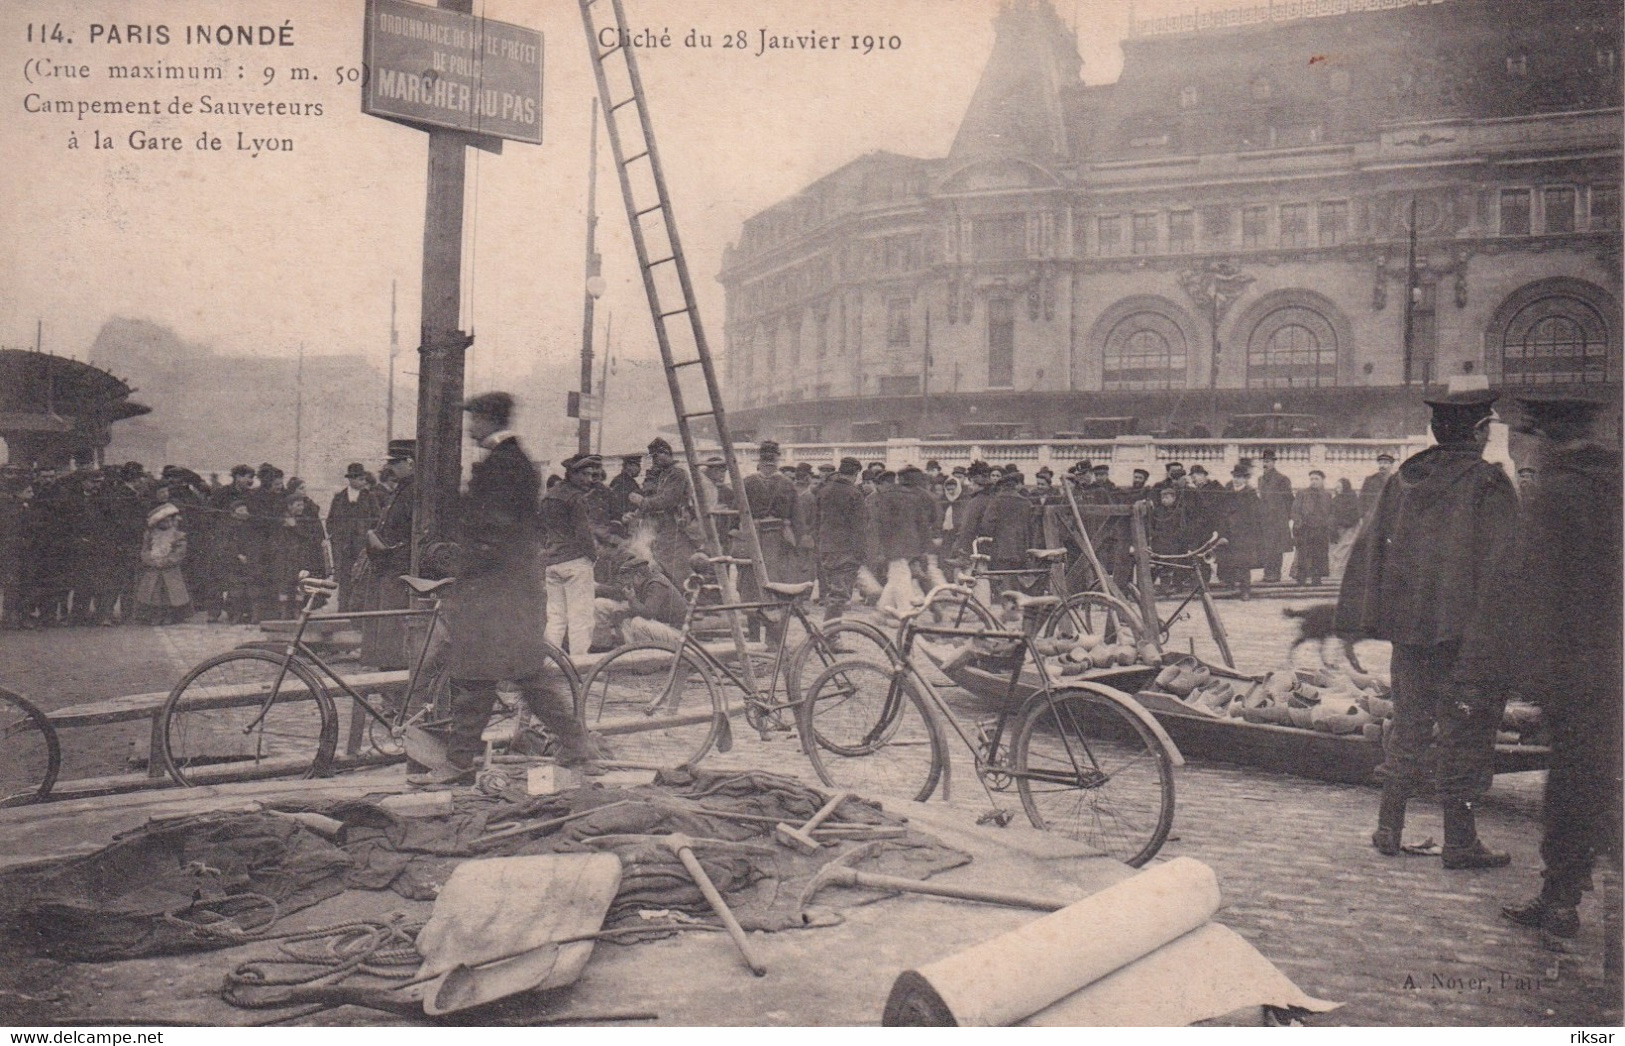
[0, 435, 1395, 636]
[0, 456, 404, 629]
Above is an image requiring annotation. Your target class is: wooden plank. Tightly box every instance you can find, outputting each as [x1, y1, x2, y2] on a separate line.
[47, 671, 410, 727]
[0, 770, 409, 827]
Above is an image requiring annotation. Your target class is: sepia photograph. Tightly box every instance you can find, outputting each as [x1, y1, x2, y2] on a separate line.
[0, 0, 1620, 1032]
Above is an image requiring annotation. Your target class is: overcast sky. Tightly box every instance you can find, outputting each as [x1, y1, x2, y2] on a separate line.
[2, 0, 1254, 459]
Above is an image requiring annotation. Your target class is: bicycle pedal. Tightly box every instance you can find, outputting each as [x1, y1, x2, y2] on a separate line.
[975, 809, 1014, 828]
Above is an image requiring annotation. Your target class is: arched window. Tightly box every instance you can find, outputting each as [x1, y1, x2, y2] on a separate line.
[1246, 306, 1337, 387]
[1103, 312, 1188, 390]
[1502, 296, 1610, 385]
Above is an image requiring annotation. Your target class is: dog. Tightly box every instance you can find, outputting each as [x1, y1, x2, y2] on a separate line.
[1283, 603, 1366, 673]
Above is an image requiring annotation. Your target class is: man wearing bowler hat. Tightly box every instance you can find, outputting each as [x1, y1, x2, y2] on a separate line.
[1457, 394, 1621, 939]
[1337, 387, 1518, 869]
[328, 463, 382, 611]
[412, 392, 602, 785]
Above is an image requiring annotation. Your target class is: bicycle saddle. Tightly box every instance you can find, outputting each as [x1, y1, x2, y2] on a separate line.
[1025, 548, 1068, 562]
[762, 581, 815, 598]
[999, 591, 1061, 609]
[400, 575, 456, 595]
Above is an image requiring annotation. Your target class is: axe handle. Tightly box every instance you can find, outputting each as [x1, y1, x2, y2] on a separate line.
[836, 867, 1064, 912]
[674, 843, 767, 976]
[798, 792, 850, 835]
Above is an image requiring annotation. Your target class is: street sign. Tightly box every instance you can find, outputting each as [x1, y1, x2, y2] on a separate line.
[363, 0, 543, 144]
[566, 391, 603, 421]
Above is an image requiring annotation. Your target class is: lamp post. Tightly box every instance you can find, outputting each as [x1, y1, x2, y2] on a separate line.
[1178, 262, 1254, 434]
[578, 97, 604, 455]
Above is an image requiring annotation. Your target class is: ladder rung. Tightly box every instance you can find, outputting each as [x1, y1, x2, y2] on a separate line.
[623, 150, 650, 165]
[609, 96, 638, 113]
[644, 254, 676, 268]
[658, 306, 690, 319]
[596, 43, 622, 59]
[681, 411, 716, 421]
[635, 203, 665, 219]
[670, 358, 702, 368]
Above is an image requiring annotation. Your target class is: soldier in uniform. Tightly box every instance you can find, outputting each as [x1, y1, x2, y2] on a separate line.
[631, 437, 698, 584]
[411, 392, 602, 786]
[1458, 394, 1621, 938]
[742, 440, 798, 584]
[1336, 389, 1518, 869]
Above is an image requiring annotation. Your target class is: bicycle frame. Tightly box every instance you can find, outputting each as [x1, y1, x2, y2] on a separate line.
[244, 584, 444, 745]
[1143, 538, 1235, 668]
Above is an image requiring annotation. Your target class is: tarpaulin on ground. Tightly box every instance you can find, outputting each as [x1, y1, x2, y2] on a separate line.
[0, 769, 967, 962]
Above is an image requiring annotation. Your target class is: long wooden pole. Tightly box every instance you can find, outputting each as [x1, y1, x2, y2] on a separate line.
[578, 96, 602, 455]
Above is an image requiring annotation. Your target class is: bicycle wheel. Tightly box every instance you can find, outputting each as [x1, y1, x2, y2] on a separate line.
[1040, 592, 1145, 647]
[159, 650, 339, 787]
[799, 659, 944, 803]
[786, 617, 896, 710]
[0, 687, 60, 807]
[1013, 685, 1175, 867]
[577, 642, 722, 770]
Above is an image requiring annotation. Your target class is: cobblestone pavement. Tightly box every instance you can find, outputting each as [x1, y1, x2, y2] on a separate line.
[2, 602, 1618, 1027]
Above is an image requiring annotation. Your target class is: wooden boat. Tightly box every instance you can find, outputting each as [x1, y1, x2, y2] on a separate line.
[936, 656, 1547, 786]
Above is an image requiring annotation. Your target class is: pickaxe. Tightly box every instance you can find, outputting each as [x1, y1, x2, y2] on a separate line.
[798, 842, 1064, 915]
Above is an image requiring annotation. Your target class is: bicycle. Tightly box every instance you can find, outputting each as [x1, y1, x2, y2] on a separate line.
[799, 588, 1180, 867]
[0, 686, 61, 807]
[920, 536, 1146, 653]
[157, 572, 580, 786]
[576, 552, 892, 770]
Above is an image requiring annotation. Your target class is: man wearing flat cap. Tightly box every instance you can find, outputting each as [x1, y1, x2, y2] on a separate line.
[540, 453, 603, 657]
[813, 456, 869, 620]
[1360, 452, 1397, 517]
[606, 454, 643, 523]
[413, 392, 601, 785]
[1458, 394, 1621, 938]
[631, 436, 699, 583]
[1337, 387, 1518, 868]
[740, 440, 798, 614]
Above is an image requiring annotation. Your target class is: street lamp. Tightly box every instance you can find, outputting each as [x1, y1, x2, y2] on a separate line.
[1178, 262, 1254, 434]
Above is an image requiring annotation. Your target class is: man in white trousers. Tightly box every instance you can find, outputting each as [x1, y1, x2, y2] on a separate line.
[539, 453, 601, 657]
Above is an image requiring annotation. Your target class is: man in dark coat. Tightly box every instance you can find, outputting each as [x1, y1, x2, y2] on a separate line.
[1290, 470, 1333, 584]
[742, 440, 798, 584]
[813, 457, 868, 621]
[606, 453, 643, 526]
[1255, 449, 1294, 582]
[632, 437, 698, 584]
[1458, 395, 1621, 937]
[414, 392, 601, 786]
[1215, 464, 1262, 599]
[359, 441, 416, 667]
[971, 469, 1038, 575]
[1336, 388, 1518, 869]
[328, 463, 382, 612]
[1359, 452, 1396, 516]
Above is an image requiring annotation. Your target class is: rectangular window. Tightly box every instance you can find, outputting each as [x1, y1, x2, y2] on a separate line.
[878, 374, 921, 396]
[1203, 207, 1232, 244]
[887, 298, 911, 347]
[1592, 184, 1621, 229]
[971, 215, 1026, 261]
[1279, 203, 1309, 247]
[1544, 187, 1576, 234]
[815, 311, 828, 359]
[1168, 210, 1194, 253]
[1317, 201, 1348, 246]
[1096, 215, 1123, 256]
[988, 297, 1015, 388]
[883, 235, 921, 272]
[788, 313, 802, 364]
[1131, 213, 1158, 255]
[1499, 189, 1532, 235]
[1242, 205, 1269, 248]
